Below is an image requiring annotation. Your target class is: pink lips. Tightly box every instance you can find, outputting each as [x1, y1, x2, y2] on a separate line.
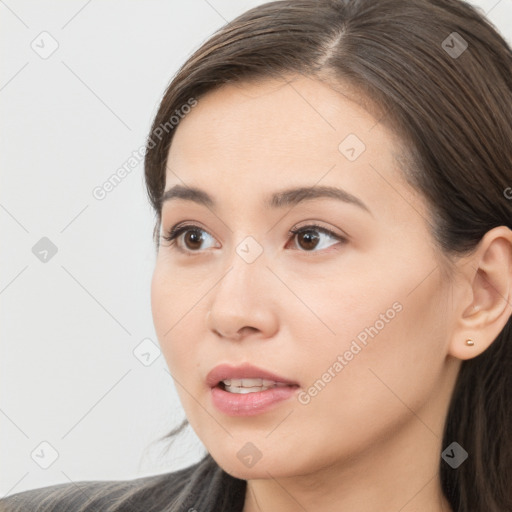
[206, 363, 300, 416]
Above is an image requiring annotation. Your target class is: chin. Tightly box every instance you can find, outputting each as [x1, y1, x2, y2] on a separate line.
[220, 459, 283, 481]
[213, 447, 303, 481]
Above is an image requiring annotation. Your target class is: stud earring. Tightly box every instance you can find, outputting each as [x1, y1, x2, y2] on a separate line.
[465, 339, 475, 346]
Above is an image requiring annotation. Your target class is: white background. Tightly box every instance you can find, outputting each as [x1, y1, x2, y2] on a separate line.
[1, 0, 511, 497]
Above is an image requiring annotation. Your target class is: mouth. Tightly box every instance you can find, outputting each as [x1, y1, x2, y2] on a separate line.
[206, 363, 300, 415]
[206, 362, 299, 391]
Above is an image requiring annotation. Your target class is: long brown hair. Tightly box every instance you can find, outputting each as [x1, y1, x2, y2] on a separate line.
[143, 1, 512, 510]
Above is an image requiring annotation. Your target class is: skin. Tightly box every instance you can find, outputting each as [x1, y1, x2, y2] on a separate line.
[150, 74, 512, 512]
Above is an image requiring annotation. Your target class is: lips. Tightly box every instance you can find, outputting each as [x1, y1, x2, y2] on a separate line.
[206, 362, 299, 389]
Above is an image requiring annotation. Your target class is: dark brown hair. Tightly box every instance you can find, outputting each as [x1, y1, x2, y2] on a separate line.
[143, 0, 512, 510]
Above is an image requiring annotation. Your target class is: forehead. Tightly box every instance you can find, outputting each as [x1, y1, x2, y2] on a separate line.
[169, 75, 388, 163]
[165, 75, 427, 224]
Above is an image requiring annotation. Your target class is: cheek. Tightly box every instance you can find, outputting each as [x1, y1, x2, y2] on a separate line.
[150, 262, 207, 385]
[150, 264, 185, 365]
[150, 264, 171, 343]
[298, 267, 449, 439]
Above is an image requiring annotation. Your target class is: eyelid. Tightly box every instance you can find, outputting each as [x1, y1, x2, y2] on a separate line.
[289, 220, 347, 239]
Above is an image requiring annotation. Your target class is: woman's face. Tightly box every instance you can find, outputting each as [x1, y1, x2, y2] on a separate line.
[151, 75, 460, 479]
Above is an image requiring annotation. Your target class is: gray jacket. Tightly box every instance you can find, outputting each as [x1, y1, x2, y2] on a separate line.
[0, 455, 246, 512]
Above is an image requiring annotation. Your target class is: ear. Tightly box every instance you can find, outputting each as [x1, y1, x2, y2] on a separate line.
[448, 226, 512, 360]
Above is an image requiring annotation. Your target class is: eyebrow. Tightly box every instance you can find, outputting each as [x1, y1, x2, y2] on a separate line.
[161, 184, 372, 215]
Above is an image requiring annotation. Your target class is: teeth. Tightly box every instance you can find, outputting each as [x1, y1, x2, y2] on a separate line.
[233, 378, 261, 387]
[221, 378, 286, 387]
[221, 378, 292, 393]
[225, 386, 272, 394]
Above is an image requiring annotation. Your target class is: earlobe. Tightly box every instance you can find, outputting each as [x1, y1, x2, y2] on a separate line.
[449, 337, 481, 360]
[447, 226, 512, 361]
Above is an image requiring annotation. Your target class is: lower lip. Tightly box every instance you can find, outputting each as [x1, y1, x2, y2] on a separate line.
[210, 385, 299, 416]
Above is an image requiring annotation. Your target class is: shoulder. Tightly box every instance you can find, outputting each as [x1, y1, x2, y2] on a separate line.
[0, 455, 246, 512]
[0, 471, 179, 512]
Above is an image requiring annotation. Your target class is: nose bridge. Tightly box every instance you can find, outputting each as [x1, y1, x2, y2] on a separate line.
[206, 231, 276, 337]
[216, 232, 268, 298]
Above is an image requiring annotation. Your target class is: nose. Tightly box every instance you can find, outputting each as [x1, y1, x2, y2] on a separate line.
[205, 250, 279, 342]
[208, 313, 259, 340]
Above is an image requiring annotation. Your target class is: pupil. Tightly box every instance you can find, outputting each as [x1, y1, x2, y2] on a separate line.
[299, 230, 319, 250]
[185, 230, 202, 249]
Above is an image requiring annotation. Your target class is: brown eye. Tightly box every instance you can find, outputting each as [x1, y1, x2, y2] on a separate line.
[288, 224, 346, 253]
[162, 222, 346, 256]
[296, 229, 320, 250]
[182, 229, 205, 251]
[161, 224, 217, 255]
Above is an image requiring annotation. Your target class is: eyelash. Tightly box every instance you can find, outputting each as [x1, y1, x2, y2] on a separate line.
[161, 223, 347, 257]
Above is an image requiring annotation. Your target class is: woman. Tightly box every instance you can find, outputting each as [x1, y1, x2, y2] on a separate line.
[2, 0, 511, 510]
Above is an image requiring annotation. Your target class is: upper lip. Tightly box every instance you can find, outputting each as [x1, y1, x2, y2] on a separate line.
[206, 363, 299, 388]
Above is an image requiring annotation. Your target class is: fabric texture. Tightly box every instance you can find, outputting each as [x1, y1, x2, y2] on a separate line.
[0, 454, 247, 512]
